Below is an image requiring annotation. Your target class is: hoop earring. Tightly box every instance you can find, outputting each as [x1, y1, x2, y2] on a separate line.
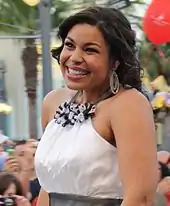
[110, 70, 120, 95]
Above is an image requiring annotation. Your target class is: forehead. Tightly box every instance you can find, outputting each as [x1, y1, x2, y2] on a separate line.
[67, 24, 106, 46]
[15, 144, 25, 151]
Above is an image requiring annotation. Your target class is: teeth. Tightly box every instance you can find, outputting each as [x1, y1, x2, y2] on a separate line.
[68, 68, 88, 75]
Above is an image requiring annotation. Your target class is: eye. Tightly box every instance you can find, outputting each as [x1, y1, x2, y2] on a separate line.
[8, 193, 14, 196]
[19, 151, 24, 156]
[85, 47, 98, 54]
[64, 41, 74, 49]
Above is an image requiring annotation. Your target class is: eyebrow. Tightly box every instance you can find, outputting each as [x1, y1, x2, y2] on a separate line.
[66, 36, 101, 48]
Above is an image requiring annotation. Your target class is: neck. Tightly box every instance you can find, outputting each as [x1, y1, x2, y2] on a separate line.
[80, 86, 110, 103]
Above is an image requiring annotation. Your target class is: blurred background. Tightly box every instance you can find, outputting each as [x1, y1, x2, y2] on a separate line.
[0, 0, 169, 150]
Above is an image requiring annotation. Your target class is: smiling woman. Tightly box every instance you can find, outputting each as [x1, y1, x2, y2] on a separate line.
[35, 6, 158, 206]
[59, 24, 111, 92]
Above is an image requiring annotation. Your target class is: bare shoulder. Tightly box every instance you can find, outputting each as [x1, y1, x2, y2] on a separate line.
[43, 87, 74, 102]
[109, 88, 155, 143]
[43, 88, 76, 108]
[43, 88, 63, 105]
[41, 88, 76, 129]
[110, 88, 152, 117]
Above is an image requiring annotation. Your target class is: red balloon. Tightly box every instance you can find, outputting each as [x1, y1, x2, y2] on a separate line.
[143, 0, 170, 44]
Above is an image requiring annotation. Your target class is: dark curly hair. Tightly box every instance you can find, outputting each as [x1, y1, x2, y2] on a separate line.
[158, 161, 170, 180]
[52, 6, 142, 92]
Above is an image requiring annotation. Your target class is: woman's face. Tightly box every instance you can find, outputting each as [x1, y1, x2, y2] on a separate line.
[3, 183, 16, 196]
[60, 23, 112, 92]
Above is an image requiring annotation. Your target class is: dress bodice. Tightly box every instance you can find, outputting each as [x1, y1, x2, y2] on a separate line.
[35, 118, 123, 199]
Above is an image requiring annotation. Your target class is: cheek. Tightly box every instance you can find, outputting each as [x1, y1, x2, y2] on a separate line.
[87, 57, 109, 78]
[4, 184, 16, 196]
[11, 186, 16, 195]
[60, 49, 70, 68]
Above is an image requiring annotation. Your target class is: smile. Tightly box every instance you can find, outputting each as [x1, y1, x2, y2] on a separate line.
[67, 68, 89, 76]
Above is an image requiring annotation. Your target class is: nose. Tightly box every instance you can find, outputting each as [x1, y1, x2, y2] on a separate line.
[69, 48, 83, 63]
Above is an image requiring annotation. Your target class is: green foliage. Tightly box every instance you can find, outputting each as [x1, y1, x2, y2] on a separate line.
[51, 0, 72, 28]
[140, 38, 170, 83]
[0, 0, 71, 35]
[0, 0, 38, 35]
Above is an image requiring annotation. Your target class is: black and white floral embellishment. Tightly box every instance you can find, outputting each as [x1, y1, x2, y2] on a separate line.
[54, 102, 96, 127]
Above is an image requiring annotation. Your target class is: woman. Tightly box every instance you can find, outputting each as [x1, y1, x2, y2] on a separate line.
[35, 6, 158, 206]
[0, 173, 31, 206]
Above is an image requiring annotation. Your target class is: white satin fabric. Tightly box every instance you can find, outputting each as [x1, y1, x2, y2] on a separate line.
[35, 118, 123, 198]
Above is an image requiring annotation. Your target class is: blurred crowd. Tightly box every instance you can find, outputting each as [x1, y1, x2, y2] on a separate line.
[157, 151, 170, 206]
[0, 134, 40, 206]
[1, 133, 170, 205]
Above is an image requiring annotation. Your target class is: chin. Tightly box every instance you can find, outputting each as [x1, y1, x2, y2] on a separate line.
[67, 85, 78, 90]
[66, 81, 88, 91]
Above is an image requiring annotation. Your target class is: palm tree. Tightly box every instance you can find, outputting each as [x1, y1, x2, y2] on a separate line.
[139, 38, 170, 84]
[0, 0, 70, 139]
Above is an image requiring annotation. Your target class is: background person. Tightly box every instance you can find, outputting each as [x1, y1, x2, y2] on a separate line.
[0, 173, 30, 206]
[3, 139, 40, 203]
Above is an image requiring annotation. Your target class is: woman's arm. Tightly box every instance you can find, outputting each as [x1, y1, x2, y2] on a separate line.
[111, 90, 158, 206]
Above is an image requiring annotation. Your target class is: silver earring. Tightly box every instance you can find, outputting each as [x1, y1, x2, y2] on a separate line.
[110, 70, 120, 94]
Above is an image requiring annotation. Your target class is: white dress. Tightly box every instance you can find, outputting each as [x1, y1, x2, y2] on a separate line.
[35, 117, 123, 206]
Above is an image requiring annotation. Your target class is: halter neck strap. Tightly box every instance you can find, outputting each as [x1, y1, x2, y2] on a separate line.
[69, 89, 114, 106]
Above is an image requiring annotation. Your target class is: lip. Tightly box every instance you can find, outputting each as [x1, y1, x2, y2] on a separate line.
[66, 65, 89, 72]
[65, 66, 90, 81]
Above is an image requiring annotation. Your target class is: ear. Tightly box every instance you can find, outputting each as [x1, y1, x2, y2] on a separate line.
[111, 60, 120, 70]
[115, 60, 120, 69]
